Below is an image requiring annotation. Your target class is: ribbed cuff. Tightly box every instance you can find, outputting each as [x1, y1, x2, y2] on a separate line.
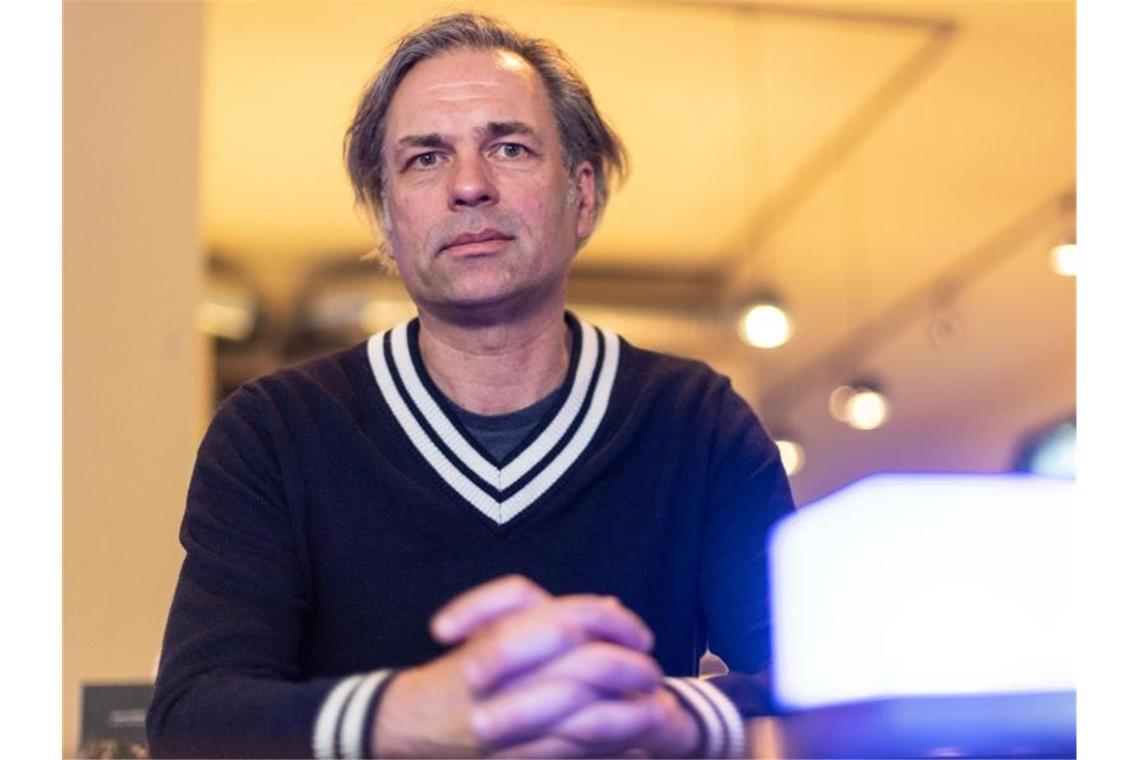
[663, 677, 748, 758]
[312, 669, 395, 759]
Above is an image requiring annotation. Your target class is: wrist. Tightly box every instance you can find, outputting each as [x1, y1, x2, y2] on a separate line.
[671, 693, 704, 758]
[656, 685, 704, 758]
[368, 662, 480, 759]
[661, 677, 749, 759]
[313, 669, 395, 760]
[369, 668, 423, 758]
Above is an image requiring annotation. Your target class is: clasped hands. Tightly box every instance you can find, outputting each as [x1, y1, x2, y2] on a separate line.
[370, 575, 700, 758]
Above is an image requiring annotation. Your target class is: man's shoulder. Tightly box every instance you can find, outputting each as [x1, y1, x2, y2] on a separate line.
[613, 332, 731, 396]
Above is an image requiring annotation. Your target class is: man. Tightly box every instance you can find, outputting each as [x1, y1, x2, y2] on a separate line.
[147, 12, 794, 759]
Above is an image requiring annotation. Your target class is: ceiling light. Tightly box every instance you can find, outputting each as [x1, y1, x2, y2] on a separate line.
[197, 300, 254, 341]
[828, 385, 854, 422]
[1050, 241, 1076, 277]
[197, 282, 257, 341]
[830, 381, 890, 430]
[847, 386, 890, 430]
[774, 437, 805, 477]
[737, 299, 792, 349]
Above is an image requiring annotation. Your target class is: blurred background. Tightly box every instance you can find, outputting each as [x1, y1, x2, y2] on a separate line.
[62, 1, 1074, 755]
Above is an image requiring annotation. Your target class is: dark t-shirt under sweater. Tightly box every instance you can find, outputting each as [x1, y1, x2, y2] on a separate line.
[147, 314, 796, 758]
[446, 388, 561, 463]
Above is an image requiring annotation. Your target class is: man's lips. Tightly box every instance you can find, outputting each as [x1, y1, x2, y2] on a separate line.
[440, 228, 515, 254]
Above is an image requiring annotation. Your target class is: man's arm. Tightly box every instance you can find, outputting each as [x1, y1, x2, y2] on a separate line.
[147, 389, 671, 759]
[147, 386, 349, 758]
[663, 379, 796, 758]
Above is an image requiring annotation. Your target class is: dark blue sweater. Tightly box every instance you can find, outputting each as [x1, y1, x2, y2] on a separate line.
[147, 316, 795, 758]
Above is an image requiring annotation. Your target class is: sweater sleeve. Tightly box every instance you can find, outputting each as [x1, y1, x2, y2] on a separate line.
[665, 379, 796, 758]
[146, 386, 392, 759]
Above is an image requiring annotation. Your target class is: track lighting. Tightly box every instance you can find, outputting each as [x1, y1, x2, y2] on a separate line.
[736, 296, 792, 349]
[773, 436, 805, 477]
[829, 381, 890, 431]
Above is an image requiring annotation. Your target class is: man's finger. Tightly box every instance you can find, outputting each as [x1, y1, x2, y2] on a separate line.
[472, 679, 598, 748]
[488, 698, 660, 758]
[431, 575, 551, 644]
[462, 596, 655, 693]
[551, 696, 661, 749]
[496, 642, 662, 697]
[489, 736, 588, 759]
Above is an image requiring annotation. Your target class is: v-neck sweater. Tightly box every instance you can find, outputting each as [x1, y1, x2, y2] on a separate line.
[147, 314, 796, 759]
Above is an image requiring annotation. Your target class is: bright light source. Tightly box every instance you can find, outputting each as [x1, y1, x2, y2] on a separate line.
[774, 438, 805, 477]
[197, 298, 254, 340]
[830, 383, 890, 430]
[769, 473, 1075, 711]
[828, 385, 854, 422]
[1050, 243, 1076, 277]
[846, 386, 890, 430]
[737, 303, 792, 349]
[1024, 421, 1076, 479]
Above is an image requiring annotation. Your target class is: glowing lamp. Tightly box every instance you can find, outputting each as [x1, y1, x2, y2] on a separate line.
[737, 301, 792, 349]
[1050, 242, 1076, 277]
[768, 473, 1074, 711]
[829, 382, 890, 430]
[774, 438, 805, 477]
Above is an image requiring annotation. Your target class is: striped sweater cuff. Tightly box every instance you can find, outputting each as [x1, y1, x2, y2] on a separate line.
[663, 677, 748, 759]
[312, 669, 395, 759]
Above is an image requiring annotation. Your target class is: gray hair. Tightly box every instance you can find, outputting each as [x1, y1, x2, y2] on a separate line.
[344, 12, 628, 220]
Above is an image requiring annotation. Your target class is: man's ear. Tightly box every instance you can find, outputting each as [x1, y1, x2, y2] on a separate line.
[571, 162, 598, 242]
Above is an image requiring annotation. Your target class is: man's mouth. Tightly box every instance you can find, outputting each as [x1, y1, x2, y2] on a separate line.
[440, 228, 515, 254]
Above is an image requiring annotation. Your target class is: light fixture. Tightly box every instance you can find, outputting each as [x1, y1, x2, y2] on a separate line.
[773, 436, 805, 477]
[769, 473, 1075, 709]
[198, 260, 259, 341]
[1049, 239, 1076, 277]
[197, 297, 255, 341]
[736, 296, 793, 349]
[829, 381, 890, 431]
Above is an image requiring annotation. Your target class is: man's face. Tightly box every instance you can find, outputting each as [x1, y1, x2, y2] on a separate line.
[379, 48, 597, 320]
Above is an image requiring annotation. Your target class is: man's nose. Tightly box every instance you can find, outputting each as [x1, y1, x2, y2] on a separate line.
[448, 154, 498, 209]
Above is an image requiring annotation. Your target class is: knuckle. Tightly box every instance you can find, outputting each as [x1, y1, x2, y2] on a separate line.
[503, 574, 543, 599]
[567, 679, 596, 708]
[463, 638, 502, 688]
[555, 618, 586, 648]
[630, 649, 664, 677]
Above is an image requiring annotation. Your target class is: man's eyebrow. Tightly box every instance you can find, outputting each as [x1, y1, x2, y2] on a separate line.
[395, 133, 447, 149]
[393, 123, 538, 151]
[483, 121, 538, 140]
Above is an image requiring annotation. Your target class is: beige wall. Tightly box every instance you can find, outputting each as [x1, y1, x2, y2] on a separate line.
[63, 3, 206, 755]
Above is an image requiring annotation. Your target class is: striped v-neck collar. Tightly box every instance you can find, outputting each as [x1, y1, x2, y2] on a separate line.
[366, 314, 621, 525]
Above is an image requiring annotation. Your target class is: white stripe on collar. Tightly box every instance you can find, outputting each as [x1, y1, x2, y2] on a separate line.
[366, 317, 620, 525]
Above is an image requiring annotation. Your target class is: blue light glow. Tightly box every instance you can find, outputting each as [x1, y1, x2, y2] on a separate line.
[769, 473, 1074, 711]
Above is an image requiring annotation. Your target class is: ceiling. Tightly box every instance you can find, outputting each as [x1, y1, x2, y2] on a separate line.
[198, 0, 1075, 505]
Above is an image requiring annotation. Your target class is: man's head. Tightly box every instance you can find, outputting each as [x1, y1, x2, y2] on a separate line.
[345, 13, 627, 230]
[344, 13, 627, 319]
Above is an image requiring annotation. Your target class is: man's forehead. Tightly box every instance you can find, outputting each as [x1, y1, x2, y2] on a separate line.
[386, 48, 548, 134]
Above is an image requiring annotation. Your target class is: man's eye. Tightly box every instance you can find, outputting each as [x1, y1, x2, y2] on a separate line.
[410, 152, 442, 169]
[494, 143, 529, 159]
